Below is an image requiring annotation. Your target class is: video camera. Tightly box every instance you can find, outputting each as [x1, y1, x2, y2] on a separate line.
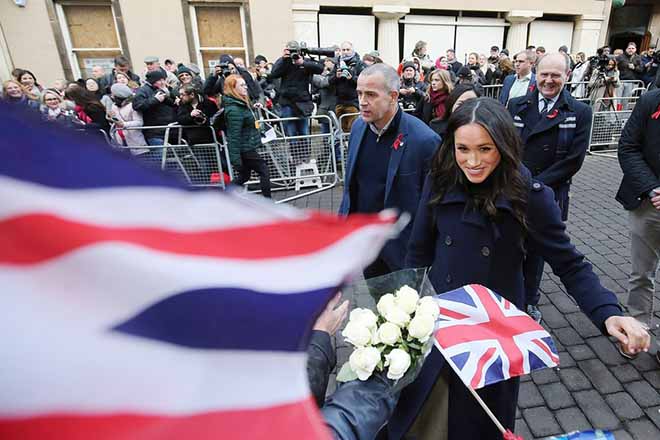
[216, 62, 233, 78]
[588, 54, 610, 73]
[288, 41, 336, 61]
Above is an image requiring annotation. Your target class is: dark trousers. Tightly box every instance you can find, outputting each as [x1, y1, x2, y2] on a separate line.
[233, 149, 271, 198]
[524, 183, 570, 306]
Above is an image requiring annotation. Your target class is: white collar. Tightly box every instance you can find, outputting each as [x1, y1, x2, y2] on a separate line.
[516, 72, 532, 82]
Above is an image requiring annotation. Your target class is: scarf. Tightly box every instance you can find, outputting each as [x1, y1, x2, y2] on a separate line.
[429, 89, 448, 120]
[74, 104, 93, 124]
[47, 107, 62, 120]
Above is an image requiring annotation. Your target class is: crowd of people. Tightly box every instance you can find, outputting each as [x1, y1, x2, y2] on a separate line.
[3, 36, 660, 440]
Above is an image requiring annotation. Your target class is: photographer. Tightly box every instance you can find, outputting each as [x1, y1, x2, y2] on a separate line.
[311, 57, 337, 135]
[466, 52, 487, 85]
[398, 61, 426, 112]
[588, 55, 620, 111]
[132, 70, 177, 146]
[642, 46, 659, 87]
[203, 55, 238, 98]
[269, 41, 324, 139]
[330, 41, 364, 133]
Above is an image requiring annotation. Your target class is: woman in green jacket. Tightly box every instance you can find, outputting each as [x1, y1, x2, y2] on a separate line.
[223, 74, 271, 198]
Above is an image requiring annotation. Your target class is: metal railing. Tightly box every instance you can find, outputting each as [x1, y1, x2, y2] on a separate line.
[587, 96, 638, 158]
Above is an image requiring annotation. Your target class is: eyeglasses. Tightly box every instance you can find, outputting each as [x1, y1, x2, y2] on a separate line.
[45, 98, 60, 102]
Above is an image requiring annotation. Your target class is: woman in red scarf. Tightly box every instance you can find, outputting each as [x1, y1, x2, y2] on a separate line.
[415, 69, 454, 125]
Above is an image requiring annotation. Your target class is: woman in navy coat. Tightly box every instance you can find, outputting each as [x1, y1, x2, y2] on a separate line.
[386, 98, 649, 440]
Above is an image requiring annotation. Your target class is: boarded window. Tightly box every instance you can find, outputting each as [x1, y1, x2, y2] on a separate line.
[192, 5, 248, 76]
[57, 3, 122, 79]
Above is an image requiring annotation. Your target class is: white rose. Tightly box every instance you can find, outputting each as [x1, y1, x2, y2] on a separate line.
[342, 321, 372, 347]
[377, 294, 396, 316]
[349, 308, 378, 330]
[408, 313, 436, 343]
[384, 304, 411, 327]
[385, 348, 412, 380]
[377, 322, 402, 346]
[395, 285, 420, 315]
[415, 296, 440, 321]
[349, 346, 381, 381]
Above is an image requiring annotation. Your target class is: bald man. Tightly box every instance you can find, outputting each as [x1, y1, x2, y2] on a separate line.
[507, 52, 593, 322]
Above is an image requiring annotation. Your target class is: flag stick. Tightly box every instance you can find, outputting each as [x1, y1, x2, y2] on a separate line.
[466, 385, 506, 434]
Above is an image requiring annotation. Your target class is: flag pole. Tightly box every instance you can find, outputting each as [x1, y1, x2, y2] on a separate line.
[466, 385, 506, 434]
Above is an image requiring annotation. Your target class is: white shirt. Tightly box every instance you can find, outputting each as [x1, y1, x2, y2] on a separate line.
[508, 72, 532, 101]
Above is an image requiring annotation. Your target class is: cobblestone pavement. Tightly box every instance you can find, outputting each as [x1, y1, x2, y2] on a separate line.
[287, 155, 660, 440]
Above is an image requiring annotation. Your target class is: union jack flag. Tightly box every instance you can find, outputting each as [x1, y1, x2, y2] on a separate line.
[433, 284, 559, 389]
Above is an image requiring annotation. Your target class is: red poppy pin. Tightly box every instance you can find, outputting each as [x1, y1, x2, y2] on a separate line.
[393, 133, 404, 150]
[547, 109, 559, 119]
[528, 83, 536, 93]
[652, 104, 660, 120]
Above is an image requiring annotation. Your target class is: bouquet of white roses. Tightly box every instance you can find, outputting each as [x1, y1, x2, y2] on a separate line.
[336, 269, 437, 388]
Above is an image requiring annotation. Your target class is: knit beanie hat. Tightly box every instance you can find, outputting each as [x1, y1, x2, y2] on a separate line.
[176, 65, 194, 77]
[145, 69, 167, 84]
[402, 61, 417, 72]
[110, 83, 132, 99]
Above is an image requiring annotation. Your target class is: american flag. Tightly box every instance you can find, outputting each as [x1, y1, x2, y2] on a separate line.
[0, 104, 396, 439]
[433, 284, 559, 389]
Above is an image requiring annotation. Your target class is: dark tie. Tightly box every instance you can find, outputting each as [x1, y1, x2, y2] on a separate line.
[540, 98, 550, 115]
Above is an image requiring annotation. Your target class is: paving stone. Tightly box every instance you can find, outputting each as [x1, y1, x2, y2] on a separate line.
[610, 429, 634, 440]
[554, 327, 584, 346]
[555, 407, 593, 433]
[585, 336, 627, 366]
[539, 304, 570, 329]
[565, 312, 602, 338]
[605, 392, 644, 420]
[643, 370, 660, 389]
[566, 344, 597, 361]
[631, 354, 660, 373]
[558, 350, 577, 368]
[538, 382, 575, 410]
[518, 381, 545, 408]
[574, 390, 621, 431]
[546, 292, 580, 314]
[558, 367, 593, 392]
[624, 418, 660, 439]
[521, 406, 562, 438]
[531, 367, 560, 385]
[578, 359, 623, 394]
[626, 380, 660, 408]
[645, 406, 660, 430]
[611, 364, 643, 383]
[514, 416, 533, 440]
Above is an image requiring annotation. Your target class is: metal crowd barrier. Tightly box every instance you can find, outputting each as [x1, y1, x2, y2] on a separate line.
[336, 111, 360, 180]
[482, 84, 503, 100]
[587, 96, 638, 158]
[247, 114, 338, 203]
[109, 123, 232, 189]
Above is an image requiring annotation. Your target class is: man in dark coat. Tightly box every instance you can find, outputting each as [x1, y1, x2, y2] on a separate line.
[499, 50, 536, 106]
[202, 54, 262, 102]
[269, 41, 324, 138]
[507, 53, 592, 322]
[330, 41, 364, 133]
[132, 69, 177, 145]
[445, 49, 463, 75]
[616, 87, 660, 364]
[618, 42, 644, 97]
[339, 63, 441, 278]
[99, 55, 141, 93]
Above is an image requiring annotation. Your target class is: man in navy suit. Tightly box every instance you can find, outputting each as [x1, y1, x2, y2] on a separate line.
[339, 63, 441, 278]
[499, 50, 536, 106]
[507, 52, 593, 322]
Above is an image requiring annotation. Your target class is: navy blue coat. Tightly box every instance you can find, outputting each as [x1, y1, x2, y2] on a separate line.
[507, 89, 592, 220]
[498, 73, 536, 105]
[339, 111, 440, 270]
[385, 172, 622, 440]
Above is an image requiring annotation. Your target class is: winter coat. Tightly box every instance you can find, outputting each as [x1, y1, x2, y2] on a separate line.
[499, 73, 536, 106]
[329, 52, 364, 107]
[616, 89, 660, 210]
[386, 170, 622, 440]
[222, 95, 261, 168]
[176, 96, 219, 145]
[269, 56, 323, 114]
[339, 111, 441, 270]
[132, 83, 177, 139]
[398, 78, 426, 111]
[110, 101, 146, 147]
[617, 53, 643, 81]
[312, 72, 337, 115]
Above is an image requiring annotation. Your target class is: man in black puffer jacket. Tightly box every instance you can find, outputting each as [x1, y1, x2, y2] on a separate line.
[330, 41, 364, 133]
[132, 69, 177, 145]
[203, 54, 263, 102]
[616, 88, 660, 365]
[269, 41, 323, 139]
